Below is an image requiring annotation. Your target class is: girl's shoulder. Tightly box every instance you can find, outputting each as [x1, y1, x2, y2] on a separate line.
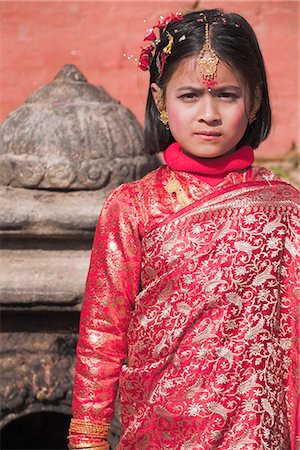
[107, 165, 169, 201]
[251, 165, 300, 198]
[100, 166, 170, 233]
[101, 165, 170, 217]
[251, 165, 283, 183]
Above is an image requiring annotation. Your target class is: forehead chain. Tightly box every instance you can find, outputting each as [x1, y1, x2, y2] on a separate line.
[137, 13, 226, 80]
[197, 23, 219, 81]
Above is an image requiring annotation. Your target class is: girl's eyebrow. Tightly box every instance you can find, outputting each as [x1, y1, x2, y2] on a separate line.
[176, 85, 242, 94]
[212, 85, 242, 94]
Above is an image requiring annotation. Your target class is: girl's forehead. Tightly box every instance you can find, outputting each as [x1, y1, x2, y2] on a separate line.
[168, 55, 244, 88]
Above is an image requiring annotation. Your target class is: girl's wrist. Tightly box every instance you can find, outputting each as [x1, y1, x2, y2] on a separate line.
[68, 418, 110, 450]
[68, 443, 109, 450]
[68, 437, 109, 450]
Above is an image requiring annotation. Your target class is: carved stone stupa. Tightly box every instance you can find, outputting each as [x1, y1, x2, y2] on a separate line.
[0, 64, 155, 190]
[0, 65, 159, 449]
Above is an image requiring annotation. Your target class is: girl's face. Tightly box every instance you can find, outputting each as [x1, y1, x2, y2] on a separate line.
[153, 56, 250, 158]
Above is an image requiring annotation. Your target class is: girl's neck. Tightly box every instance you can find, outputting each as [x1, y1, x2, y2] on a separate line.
[164, 142, 254, 185]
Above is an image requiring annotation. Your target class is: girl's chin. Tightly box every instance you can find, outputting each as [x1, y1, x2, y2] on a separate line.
[182, 147, 235, 160]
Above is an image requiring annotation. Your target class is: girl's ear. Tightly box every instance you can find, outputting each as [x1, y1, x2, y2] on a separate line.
[151, 83, 164, 111]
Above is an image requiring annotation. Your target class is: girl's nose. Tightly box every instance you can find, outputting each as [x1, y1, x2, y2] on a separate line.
[197, 95, 220, 124]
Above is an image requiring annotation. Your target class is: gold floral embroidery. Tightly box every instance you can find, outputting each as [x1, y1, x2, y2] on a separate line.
[71, 164, 299, 449]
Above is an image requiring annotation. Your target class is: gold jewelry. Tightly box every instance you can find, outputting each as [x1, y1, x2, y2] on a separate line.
[249, 86, 262, 124]
[68, 426, 109, 437]
[68, 445, 108, 449]
[159, 110, 169, 126]
[67, 436, 109, 441]
[163, 32, 174, 55]
[197, 23, 219, 80]
[68, 444, 109, 450]
[68, 436, 109, 450]
[156, 90, 164, 108]
[156, 90, 169, 127]
[165, 172, 193, 210]
[69, 419, 110, 439]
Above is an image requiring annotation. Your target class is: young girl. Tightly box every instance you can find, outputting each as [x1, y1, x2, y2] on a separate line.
[68, 9, 299, 450]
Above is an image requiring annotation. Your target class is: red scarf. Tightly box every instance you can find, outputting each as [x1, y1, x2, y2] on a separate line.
[164, 142, 254, 186]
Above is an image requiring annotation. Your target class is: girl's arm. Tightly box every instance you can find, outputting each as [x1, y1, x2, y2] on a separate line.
[68, 185, 141, 449]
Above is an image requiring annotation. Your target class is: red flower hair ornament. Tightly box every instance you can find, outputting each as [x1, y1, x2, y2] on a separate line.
[138, 12, 183, 75]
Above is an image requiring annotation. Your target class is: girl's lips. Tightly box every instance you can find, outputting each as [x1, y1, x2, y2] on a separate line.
[195, 131, 222, 136]
[194, 131, 222, 141]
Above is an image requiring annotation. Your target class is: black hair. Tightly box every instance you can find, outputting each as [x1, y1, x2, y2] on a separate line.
[144, 9, 272, 154]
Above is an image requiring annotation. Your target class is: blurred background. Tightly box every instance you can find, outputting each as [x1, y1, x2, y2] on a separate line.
[1, 0, 299, 159]
[0, 1, 299, 449]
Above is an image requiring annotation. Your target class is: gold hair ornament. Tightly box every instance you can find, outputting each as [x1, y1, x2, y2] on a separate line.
[197, 23, 219, 80]
[249, 86, 262, 124]
[138, 12, 183, 74]
[163, 32, 174, 55]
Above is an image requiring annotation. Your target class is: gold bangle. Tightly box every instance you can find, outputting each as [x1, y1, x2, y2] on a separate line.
[68, 444, 109, 450]
[70, 425, 109, 432]
[70, 419, 109, 425]
[68, 440, 106, 445]
[67, 435, 108, 442]
[69, 419, 110, 439]
[68, 441, 109, 450]
[68, 429, 109, 438]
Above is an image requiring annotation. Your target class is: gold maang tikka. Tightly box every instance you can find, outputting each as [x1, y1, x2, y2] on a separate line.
[197, 23, 219, 80]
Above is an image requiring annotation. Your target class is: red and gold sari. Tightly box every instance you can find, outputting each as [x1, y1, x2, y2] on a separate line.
[70, 165, 300, 450]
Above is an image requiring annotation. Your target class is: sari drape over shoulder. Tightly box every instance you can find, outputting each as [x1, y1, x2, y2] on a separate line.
[71, 166, 300, 450]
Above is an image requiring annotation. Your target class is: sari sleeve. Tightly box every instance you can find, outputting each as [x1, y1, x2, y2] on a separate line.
[68, 184, 142, 449]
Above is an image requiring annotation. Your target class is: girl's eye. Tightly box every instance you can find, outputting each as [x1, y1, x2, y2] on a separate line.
[178, 93, 199, 101]
[218, 92, 239, 101]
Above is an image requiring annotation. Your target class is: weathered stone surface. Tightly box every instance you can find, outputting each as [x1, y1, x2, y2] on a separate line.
[0, 249, 89, 306]
[0, 333, 76, 428]
[0, 331, 121, 447]
[0, 186, 107, 237]
[0, 65, 156, 448]
[0, 64, 159, 190]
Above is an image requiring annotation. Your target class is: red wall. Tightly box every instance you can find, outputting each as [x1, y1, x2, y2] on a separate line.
[1, 0, 299, 158]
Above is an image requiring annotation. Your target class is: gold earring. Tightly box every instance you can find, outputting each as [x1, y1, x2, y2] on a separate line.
[249, 86, 262, 124]
[156, 90, 169, 128]
[159, 110, 169, 126]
